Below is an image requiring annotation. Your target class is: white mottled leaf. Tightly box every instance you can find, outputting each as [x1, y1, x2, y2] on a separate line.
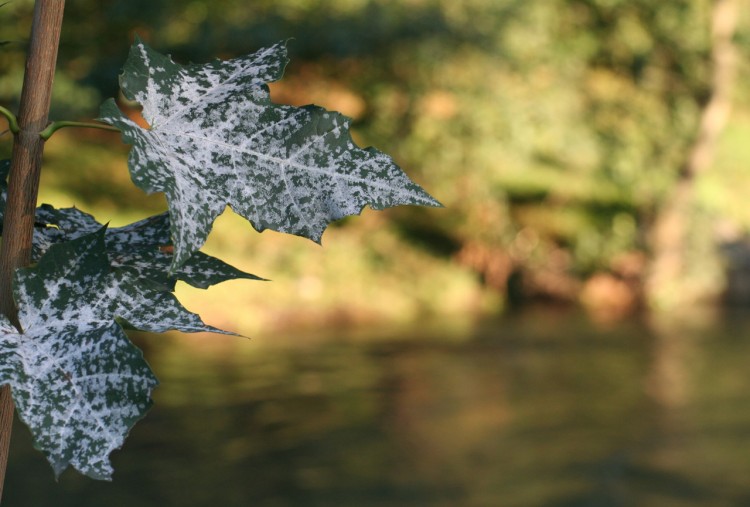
[0, 229, 220, 479]
[0, 164, 262, 289]
[31, 205, 263, 289]
[100, 38, 440, 270]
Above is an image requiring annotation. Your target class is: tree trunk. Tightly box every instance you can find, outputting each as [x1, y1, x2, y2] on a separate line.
[0, 0, 66, 500]
[646, 0, 739, 309]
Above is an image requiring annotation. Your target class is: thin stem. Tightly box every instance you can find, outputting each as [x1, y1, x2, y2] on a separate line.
[0, 0, 66, 500]
[40, 120, 120, 140]
[0, 106, 19, 135]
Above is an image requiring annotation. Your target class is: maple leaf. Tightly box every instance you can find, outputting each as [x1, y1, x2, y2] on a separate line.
[0, 229, 222, 479]
[0, 162, 262, 291]
[32, 205, 263, 290]
[100, 38, 441, 270]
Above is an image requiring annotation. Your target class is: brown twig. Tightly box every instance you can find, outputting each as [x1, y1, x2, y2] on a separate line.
[0, 0, 66, 500]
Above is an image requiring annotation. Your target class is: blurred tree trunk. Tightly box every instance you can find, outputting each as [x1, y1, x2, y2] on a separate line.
[645, 0, 739, 309]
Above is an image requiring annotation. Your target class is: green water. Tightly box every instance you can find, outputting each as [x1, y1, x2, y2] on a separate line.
[5, 307, 750, 506]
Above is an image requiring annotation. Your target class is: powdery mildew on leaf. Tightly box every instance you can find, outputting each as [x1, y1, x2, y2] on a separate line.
[100, 38, 441, 270]
[31, 206, 262, 289]
[0, 230, 222, 479]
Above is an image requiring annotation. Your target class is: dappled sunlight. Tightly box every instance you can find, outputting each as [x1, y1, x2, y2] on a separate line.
[2, 0, 749, 320]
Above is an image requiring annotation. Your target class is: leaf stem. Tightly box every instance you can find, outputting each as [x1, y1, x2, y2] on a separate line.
[0, 105, 19, 135]
[40, 120, 120, 140]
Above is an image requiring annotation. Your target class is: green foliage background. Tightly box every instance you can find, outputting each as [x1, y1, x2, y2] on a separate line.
[2, 0, 750, 331]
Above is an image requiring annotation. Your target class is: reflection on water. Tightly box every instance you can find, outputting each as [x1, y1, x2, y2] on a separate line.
[6, 307, 750, 506]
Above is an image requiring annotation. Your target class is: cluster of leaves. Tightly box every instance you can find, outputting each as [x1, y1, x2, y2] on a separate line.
[0, 39, 438, 479]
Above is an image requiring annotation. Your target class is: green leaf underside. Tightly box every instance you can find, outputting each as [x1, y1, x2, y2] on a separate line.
[100, 38, 440, 270]
[0, 230, 225, 479]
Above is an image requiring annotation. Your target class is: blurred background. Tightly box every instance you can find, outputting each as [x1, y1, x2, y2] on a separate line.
[4, 0, 750, 505]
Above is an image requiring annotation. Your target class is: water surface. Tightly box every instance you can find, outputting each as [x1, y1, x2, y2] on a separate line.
[5, 307, 750, 506]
